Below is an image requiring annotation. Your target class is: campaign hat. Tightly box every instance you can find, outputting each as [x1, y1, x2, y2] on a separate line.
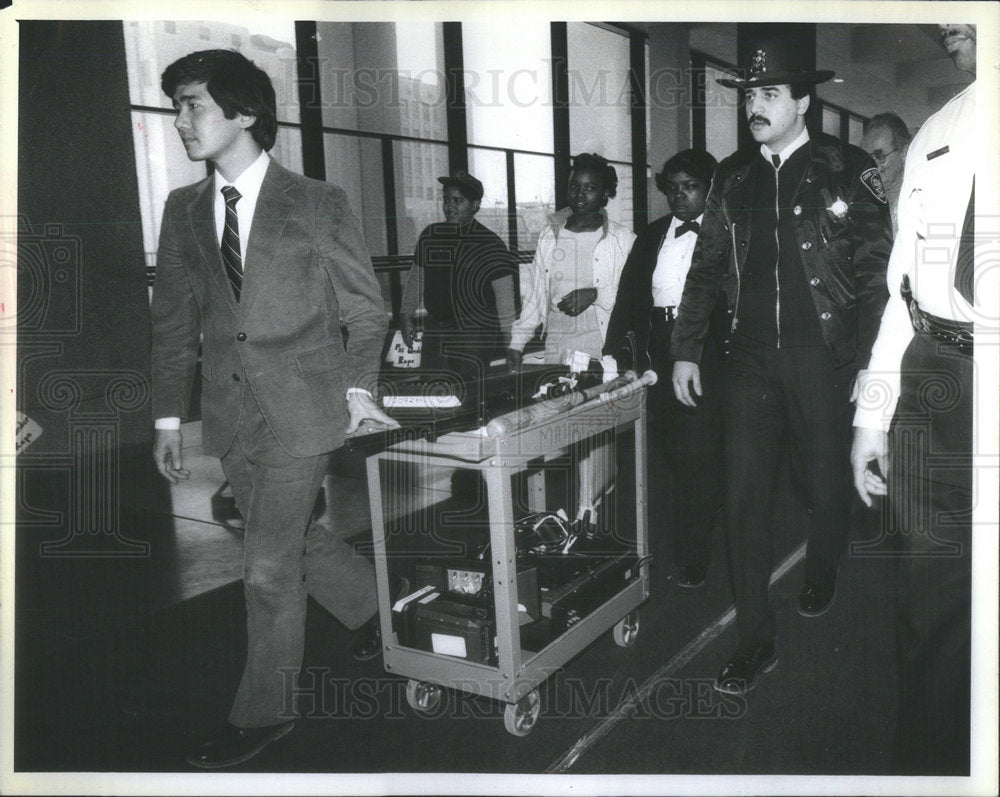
[717, 35, 835, 89]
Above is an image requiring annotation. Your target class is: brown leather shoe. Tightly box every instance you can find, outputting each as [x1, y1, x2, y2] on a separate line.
[186, 720, 294, 769]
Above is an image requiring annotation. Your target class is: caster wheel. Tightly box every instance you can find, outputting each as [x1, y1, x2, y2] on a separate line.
[405, 679, 443, 715]
[503, 690, 540, 736]
[612, 611, 640, 647]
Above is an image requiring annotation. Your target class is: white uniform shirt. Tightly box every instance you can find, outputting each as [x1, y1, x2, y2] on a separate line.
[854, 82, 989, 431]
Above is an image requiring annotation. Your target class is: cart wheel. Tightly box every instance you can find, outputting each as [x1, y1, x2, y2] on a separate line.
[612, 611, 640, 647]
[503, 690, 540, 736]
[405, 679, 443, 715]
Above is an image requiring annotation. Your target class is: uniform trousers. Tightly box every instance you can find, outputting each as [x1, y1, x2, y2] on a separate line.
[723, 340, 854, 650]
[648, 311, 724, 571]
[889, 332, 972, 775]
[220, 390, 378, 727]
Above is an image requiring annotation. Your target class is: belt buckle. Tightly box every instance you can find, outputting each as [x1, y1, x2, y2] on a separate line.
[955, 327, 974, 347]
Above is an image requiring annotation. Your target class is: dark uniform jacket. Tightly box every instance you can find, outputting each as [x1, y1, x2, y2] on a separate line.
[670, 132, 892, 370]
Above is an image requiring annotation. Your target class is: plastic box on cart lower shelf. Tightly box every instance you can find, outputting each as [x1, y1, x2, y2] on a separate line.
[393, 590, 498, 663]
[391, 545, 642, 662]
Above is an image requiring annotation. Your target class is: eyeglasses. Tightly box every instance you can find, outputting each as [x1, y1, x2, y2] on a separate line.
[869, 147, 901, 167]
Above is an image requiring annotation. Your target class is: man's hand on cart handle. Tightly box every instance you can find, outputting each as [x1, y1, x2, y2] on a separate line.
[346, 391, 401, 435]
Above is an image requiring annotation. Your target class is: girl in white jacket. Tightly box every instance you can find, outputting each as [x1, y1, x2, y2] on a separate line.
[507, 153, 637, 533]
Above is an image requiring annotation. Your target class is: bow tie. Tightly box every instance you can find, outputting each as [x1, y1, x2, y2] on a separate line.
[675, 219, 700, 237]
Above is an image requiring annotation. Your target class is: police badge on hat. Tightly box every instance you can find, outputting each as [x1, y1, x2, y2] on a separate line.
[860, 167, 888, 204]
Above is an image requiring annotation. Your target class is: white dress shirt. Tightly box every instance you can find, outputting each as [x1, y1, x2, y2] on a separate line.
[761, 125, 810, 168]
[213, 149, 271, 258]
[651, 214, 703, 310]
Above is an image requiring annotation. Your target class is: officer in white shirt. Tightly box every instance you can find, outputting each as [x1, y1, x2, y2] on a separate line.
[851, 24, 985, 775]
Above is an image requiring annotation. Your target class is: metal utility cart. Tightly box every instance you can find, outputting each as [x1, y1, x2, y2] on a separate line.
[364, 376, 652, 736]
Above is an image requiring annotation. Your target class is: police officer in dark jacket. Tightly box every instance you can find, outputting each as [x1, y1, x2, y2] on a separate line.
[671, 35, 891, 695]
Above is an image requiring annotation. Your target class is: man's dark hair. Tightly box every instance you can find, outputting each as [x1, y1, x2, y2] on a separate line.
[571, 152, 618, 200]
[161, 49, 278, 151]
[655, 149, 718, 194]
[864, 112, 912, 150]
[789, 82, 813, 101]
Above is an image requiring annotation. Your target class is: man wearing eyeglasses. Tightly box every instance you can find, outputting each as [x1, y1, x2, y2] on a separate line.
[860, 113, 912, 235]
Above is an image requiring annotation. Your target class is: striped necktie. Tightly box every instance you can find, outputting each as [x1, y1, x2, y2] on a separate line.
[221, 185, 242, 301]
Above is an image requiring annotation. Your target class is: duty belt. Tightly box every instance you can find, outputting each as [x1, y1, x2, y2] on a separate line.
[901, 276, 973, 350]
[652, 305, 677, 322]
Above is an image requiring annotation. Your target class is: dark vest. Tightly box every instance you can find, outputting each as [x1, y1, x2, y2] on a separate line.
[735, 145, 824, 348]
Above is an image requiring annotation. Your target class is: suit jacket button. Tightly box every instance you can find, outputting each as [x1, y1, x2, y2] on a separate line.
[236, 332, 247, 341]
[820, 312, 831, 320]
[801, 241, 812, 251]
[793, 205, 802, 215]
[810, 277, 820, 286]
[232, 373, 241, 381]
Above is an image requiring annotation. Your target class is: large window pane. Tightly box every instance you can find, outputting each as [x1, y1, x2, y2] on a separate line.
[703, 63, 738, 161]
[605, 162, 634, 233]
[463, 22, 553, 153]
[316, 22, 447, 141]
[272, 126, 304, 176]
[131, 111, 207, 265]
[567, 24, 631, 162]
[849, 116, 864, 146]
[468, 148, 509, 243]
[324, 133, 387, 256]
[124, 20, 300, 124]
[822, 106, 841, 137]
[514, 153, 555, 250]
[397, 140, 450, 255]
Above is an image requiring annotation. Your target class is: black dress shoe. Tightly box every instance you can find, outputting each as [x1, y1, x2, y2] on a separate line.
[677, 563, 708, 589]
[798, 580, 837, 617]
[714, 642, 777, 695]
[186, 721, 294, 769]
[352, 575, 409, 661]
[352, 614, 382, 661]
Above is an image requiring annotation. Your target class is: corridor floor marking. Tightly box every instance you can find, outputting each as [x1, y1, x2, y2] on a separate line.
[545, 540, 807, 774]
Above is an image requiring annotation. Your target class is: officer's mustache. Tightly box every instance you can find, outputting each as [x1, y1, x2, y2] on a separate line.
[748, 114, 770, 126]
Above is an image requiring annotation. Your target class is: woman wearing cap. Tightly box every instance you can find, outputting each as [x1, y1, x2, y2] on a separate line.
[507, 153, 637, 532]
[399, 170, 518, 378]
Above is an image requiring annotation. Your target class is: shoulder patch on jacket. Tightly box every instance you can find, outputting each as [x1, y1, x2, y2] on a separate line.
[860, 167, 887, 204]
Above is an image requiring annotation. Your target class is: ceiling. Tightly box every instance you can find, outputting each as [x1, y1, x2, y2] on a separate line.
[682, 22, 973, 131]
